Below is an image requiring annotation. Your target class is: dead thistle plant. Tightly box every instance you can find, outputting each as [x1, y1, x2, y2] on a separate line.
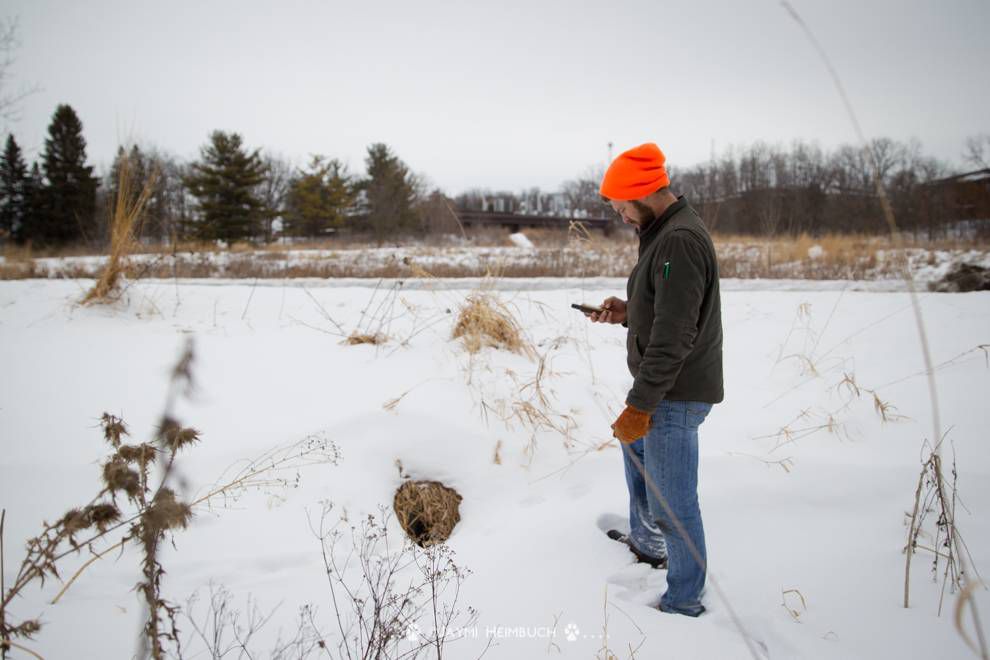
[0, 340, 341, 659]
[1, 341, 198, 659]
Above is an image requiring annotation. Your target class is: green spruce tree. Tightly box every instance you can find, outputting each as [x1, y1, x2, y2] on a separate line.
[283, 156, 355, 238]
[362, 143, 420, 243]
[39, 104, 100, 245]
[20, 163, 45, 244]
[182, 131, 269, 242]
[0, 134, 29, 241]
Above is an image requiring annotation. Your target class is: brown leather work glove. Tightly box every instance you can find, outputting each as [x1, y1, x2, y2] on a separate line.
[611, 404, 652, 444]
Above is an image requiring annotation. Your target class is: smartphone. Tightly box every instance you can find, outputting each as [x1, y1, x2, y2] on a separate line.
[571, 303, 605, 315]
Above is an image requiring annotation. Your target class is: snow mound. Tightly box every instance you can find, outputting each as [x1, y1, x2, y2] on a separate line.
[508, 232, 534, 249]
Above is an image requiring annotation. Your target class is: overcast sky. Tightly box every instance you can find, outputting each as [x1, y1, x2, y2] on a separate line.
[3, 0, 988, 194]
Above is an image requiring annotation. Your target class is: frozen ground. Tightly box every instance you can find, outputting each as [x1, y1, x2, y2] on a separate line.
[1, 277, 988, 659]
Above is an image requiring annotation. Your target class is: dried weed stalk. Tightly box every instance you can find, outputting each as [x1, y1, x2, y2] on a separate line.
[191, 431, 340, 514]
[297, 280, 423, 351]
[1, 341, 197, 659]
[0, 340, 341, 659]
[903, 438, 985, 628]
[781, 588, 808, 623]
[832, 372, 907, 424]
[484, 351, 580, 465]
[308, 503, 484, 660]
[182, 582, 325, 659]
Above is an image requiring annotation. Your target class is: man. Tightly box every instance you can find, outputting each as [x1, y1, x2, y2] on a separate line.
[586, 142, 723, 617]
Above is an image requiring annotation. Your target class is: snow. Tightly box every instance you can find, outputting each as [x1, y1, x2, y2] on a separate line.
[1, 278, 988, 659]
[508, 232, 535, 249]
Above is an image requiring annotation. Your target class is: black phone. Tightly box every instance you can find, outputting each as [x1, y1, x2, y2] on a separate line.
[571, 303, 604, 315]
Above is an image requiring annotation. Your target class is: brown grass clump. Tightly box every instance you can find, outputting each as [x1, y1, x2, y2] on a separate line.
[81, 150, 159, 305]
[343, 332, 386, 346]
[452, 292, 532, 356]
[228, 241, 256, 253]
[393, 479, 463, 547]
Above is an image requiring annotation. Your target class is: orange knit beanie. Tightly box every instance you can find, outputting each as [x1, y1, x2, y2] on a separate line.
[599, 143, 670, 201]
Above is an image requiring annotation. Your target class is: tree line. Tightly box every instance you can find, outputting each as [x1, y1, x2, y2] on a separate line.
[1, 103, 987, 248]
[0, 104, 441, 248]
[673, 137, 990, 238]
[455, 138, 990, 238]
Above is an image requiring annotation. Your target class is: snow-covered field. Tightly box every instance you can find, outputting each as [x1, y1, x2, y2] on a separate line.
[1, 277, 988, 659]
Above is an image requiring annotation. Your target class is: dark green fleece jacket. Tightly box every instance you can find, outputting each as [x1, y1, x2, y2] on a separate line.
[623, 196, 724, 410]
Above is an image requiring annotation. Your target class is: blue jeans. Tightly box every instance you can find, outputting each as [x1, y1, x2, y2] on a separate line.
[621, 399, 713, 616]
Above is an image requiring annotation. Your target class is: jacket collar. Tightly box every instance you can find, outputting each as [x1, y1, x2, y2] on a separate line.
[636, 195, 687, 253]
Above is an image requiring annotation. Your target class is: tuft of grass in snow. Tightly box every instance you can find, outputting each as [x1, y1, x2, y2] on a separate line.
[343, 332, 386, 346]
[81, 149, 159, 305]
[452, 291, 533, 357]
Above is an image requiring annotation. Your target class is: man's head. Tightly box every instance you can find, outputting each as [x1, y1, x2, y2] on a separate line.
[600, 143, 675, 228]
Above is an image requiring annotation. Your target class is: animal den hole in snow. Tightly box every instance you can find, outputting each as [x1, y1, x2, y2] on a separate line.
[393, 479, 463, 547]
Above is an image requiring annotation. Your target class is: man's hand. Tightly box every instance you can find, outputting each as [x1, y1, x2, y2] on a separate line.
[611, 404, 651, 444]
[589, 297, 627, 324]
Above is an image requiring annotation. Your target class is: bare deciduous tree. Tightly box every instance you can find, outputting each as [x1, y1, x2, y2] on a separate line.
[256, 151, 294, 243]
[0, 17, 40, 125]
[964, 134, 990, 171]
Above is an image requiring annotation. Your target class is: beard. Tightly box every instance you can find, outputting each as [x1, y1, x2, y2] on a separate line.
[629, 200, 657, 228]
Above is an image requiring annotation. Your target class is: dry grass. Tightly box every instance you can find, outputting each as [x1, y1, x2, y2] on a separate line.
[3, 225, 987, 281]
[392, 479, 463, 547]
[713, 231, 989, 279]
[451, 292, 533, 356]
[713, 230, 987, 252]
[2, 224, 985, 258]
[343, 332, 386, 346]
[81, 150, 159, 304]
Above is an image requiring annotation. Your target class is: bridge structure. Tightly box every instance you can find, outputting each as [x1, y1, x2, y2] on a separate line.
[455, 210, 617, 235]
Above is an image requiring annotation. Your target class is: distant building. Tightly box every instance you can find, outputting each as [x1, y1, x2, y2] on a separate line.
[921, 168, 990, 238]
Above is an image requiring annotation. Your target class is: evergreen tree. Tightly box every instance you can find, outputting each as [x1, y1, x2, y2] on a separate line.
[0, 133, 29, 241]
[362, 143, 419, 242]
[283, 156, 355, 238]
[19, 162, 44, 243]
[39, 104, 100, 245]
[182, 130, 269, 242]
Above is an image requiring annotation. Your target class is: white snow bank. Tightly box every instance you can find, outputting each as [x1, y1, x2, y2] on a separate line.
[508, 232, 535, 249]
